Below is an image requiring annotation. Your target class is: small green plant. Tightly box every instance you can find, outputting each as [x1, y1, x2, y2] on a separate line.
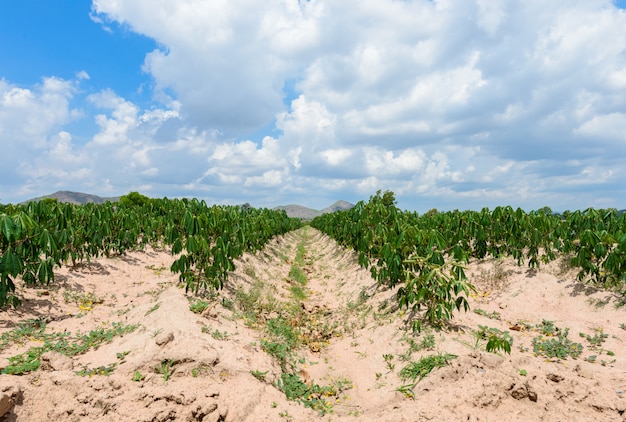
[63, 290, 103, 311]
[288, 266, 307, 285]
[383, 353, 395, 371]
[1, 322, 138, 375]
[250, 369, 268, 382]
[399, 353, 456, 382]
[579, 328, 608, 348]
[145, 302, 161, 316]
[116, 351, 130, 361]
[289, 285, 307, 301]
[156, 359, 177, 382]
[201, 325, 230, 340]
[536, 319, 561, 336]
[222, 298, 234, 310]
[0, 319, 47, 351]
[399, 334, 436, 361]
[532, 329, 583, 359]
[278, 411, 293, 420]
[474, 308, 501, 320]
[190, 299, 211, 314]
[275, 372, 344, 416]
[395, 383, 416, 399]
[132, 370, 146, 381]
[477, 325, 513, 354]
[146, 264, 167, 275]
[517, 368, 528, 376]
[76, 363, 116, 377]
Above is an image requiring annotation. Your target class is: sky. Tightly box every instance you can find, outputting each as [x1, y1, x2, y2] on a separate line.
[1, 0, 626, 212]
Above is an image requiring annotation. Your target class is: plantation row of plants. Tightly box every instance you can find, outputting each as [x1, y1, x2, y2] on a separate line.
[0, 193, 301, 307]
[311, 191, 626, 331]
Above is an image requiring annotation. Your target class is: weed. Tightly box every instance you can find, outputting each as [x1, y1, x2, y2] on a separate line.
[355, 351, 368, 359]
[244, 266, 256, 278]
[383, 353, 395, 371]
[132, 370, 145, 382]
[1, 322, 138, 375]
[473, 308, 501, 320]
[261, 339, 292, 369]
[477, 325, 513, 354]
[288, 266, 307, 285]
[399, 353, 457, 382]
[399, 334, 436, 361]
[116, 351, 130, 361]
[278, 411, 293, 420]
[395, 383, 416, 399]
[276, 372, 347, 416]
[579, 328, 608, 349]
[156, 359, 177, 382]
[517, 368, 528, 376]
[532, 329, 583, 359]
[222, 298, 234, 311]
[145, 302, 161, 316]
[536, 320, 561, 336]
[76, 363, 116, 377]
[250, 369, 269, 382]
[63, 290, 103, 312]
[190, 299, 211, 314]
[201, 326, 230, 340]
[116, 308, 131, 316]
[145, 264, 167, 275]
[0, 319, 47, 351]
[289, 285, 307, 301]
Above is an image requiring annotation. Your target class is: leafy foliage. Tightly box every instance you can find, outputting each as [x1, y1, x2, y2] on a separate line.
[312, 192, 626, 329]
[0, 198, 300, 307]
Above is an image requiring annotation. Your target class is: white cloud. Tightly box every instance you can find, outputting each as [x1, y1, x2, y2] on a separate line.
[575, 112, 626, 140]
[3, 0, 626, 212]
[321, 148, 353, 166]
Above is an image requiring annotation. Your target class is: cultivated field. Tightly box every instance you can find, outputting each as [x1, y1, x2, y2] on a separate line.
[1, 226, 625, 421]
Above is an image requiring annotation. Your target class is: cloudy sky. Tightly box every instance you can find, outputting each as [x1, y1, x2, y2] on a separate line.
[1, 0, 626, 212]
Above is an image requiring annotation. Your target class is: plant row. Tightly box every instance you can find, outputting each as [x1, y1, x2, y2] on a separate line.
[0, 195, 301, 307]
[311, 191, 626, 329]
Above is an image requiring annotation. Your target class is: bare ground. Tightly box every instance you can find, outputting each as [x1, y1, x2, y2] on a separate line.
[1, 226, 625, 421]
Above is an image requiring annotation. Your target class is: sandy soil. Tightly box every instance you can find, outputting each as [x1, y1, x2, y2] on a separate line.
[1, 227, 625, 421]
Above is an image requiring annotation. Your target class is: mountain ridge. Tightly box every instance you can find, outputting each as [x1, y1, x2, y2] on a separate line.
[273, 200, 355, 219]
[21, 191, 354, 219]
[23, 190, 120, 205]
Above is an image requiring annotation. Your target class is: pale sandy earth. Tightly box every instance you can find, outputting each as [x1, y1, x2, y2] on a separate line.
[1, 227, 625, 421]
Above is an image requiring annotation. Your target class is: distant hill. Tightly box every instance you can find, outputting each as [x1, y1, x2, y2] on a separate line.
[24, 190, 120, 205]
[274, 200, 355, 219]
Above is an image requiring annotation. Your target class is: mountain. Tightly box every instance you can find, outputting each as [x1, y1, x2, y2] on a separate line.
[21, 191, 355, 218]
[320, 200, 355, 214]
[274, 200, 355, 219]
[23, 190, 120, 205]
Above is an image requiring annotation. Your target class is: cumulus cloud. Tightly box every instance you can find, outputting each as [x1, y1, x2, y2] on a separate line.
[2, 0, 626, 211]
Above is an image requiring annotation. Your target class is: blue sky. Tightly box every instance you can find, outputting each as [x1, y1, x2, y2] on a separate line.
[1, 1, 626, 212]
